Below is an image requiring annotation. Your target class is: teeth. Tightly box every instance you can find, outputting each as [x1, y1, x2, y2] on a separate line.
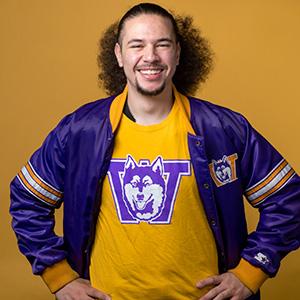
[139, 69, 161, 75]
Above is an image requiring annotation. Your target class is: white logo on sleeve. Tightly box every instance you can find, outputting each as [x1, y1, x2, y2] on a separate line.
[254, 252, 270, 265]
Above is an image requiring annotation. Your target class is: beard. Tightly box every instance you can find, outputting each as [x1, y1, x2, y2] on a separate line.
[135, 79, 166, 96]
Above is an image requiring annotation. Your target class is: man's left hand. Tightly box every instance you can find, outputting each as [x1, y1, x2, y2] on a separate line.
[196, 272, 252, 300]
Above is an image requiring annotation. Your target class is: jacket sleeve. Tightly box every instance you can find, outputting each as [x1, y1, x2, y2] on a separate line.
[10, 114, 79, 292]
[234, 114, 300, 277]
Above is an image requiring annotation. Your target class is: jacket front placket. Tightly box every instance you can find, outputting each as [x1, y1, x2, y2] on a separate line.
[188, 132, 227, 273]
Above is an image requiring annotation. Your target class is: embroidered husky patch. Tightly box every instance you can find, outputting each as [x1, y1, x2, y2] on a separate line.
[209, 153, 238, 187]
[107, 155, 190, 224]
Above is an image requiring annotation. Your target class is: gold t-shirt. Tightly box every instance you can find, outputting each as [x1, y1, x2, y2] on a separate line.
[90, 96, 218, 299]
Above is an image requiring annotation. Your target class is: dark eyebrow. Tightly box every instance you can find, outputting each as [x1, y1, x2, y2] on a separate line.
[127, 39, 143, 45]
[156, 38, 173, 43]
[127, 38, 174, 45]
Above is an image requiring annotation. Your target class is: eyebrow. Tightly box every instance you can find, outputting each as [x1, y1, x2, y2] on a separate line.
[127, 38, 174, 45]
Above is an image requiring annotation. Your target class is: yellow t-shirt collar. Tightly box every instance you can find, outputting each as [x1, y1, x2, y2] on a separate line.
[109, 84, 195, 135]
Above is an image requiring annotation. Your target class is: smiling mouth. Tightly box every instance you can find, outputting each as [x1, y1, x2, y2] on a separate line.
[135, 65, 166, 76]
[136, 68, 165, 81]
[139, 69, 163, 75]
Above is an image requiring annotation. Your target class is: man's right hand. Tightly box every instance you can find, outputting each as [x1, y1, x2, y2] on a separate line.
[55, 278, 111, 300]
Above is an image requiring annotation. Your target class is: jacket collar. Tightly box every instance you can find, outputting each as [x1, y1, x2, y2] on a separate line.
[109, 85, 195, 135]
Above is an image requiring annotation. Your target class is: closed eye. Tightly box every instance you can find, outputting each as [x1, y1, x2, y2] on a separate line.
[130, 44, 143, 49]
[156, 43, 171, 48]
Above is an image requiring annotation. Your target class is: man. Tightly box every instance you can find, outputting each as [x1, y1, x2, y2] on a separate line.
[10, 3, 300, 300]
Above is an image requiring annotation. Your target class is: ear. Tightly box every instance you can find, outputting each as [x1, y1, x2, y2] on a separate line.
[114, 43, 123, 67]
[176, 42, 181, 66]
[151, 156, 164, 175]
[125, 155, 137, 170]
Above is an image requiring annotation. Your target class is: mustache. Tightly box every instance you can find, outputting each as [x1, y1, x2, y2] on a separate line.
[135, 64, 166, 71]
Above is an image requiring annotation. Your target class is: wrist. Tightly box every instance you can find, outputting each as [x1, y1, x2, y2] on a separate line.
[41, 259, 79, 293]
[229, 258, 269, 293]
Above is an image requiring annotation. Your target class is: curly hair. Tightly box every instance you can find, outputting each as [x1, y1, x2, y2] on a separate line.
[97, 3, 213, 96]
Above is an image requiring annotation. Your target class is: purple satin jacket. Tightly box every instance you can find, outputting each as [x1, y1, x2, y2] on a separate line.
[10, 91, 300, 299]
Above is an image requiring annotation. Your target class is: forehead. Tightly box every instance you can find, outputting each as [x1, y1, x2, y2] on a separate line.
[120, 14, 176, 42]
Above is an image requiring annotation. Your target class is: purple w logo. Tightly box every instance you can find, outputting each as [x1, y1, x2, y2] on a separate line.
[107, 155, 190, 224]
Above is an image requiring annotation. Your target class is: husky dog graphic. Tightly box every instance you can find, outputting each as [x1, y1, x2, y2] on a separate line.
[122, 155, 166, 221]
[209, 153, 238, 187]
[107, 156, 190, 224]
[212, 155, 232, 183]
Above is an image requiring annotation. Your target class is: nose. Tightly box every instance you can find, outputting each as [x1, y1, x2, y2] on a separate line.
[137, 193, 144, 201]
[143, 44, 158, 63]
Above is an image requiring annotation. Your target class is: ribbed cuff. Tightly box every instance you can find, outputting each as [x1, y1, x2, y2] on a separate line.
[229, 258, 269, 293]
[41, 259, 79, 293]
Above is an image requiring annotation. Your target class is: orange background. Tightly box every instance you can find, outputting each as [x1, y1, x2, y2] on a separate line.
[1, 0, 299, 299]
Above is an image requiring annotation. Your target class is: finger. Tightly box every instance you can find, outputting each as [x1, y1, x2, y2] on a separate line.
[198, 285, 225, 300]
[196, 275, 222, 289]
[87, 287, 111, 300]
[213, 289, 232, 300]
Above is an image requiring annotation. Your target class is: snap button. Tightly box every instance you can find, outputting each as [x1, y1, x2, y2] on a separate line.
[196, 141, 201, 146]
[211, 219, 216, 226]
[203, 183, 209, 189]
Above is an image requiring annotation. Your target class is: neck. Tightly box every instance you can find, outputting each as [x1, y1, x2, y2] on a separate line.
[127, 85, 174, 125]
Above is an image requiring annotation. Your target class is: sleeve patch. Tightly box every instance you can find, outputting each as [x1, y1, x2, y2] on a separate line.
[245, 159, 295, 206]
[254, 252, 270, 265]
[17, 161, 63, 206]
